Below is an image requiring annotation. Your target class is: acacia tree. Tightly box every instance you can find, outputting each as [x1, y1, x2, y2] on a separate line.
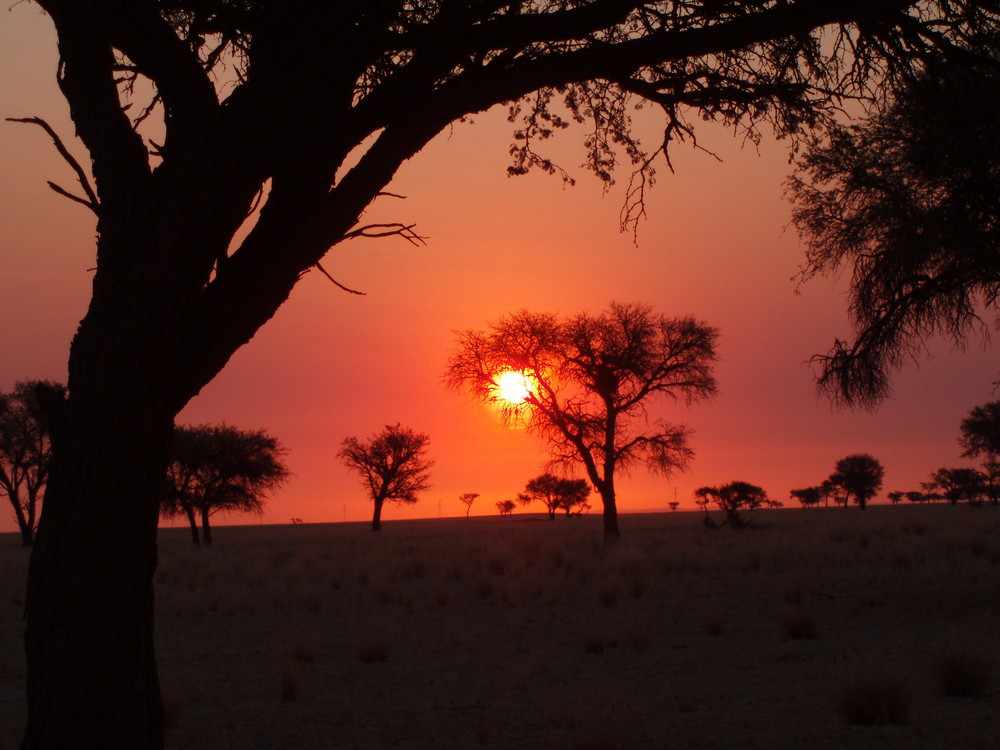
[789, 37, 1000, 407]
[496, 499, 517, 516]
[695, 480, 778, 527]
[927, 466, 988, 505]
[520, 473, 591, 519]
[959, 401, 1000, 503]
[829, 453, 885, 509]
[447, 303, 717, 540]
[790, 486, 823, 508]
[161, 424, 289, 546]
[0, 382, 64, 546]
[339, 424, 432, 532]
[459, 492, 479, 519]
[11, 2, 999, 746]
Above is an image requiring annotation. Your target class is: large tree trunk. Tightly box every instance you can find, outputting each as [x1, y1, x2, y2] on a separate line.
[23, 386, 173, 749]
[185, 506, 200, 546]
[372, 498, 384, 531]
[599, 483, 620, 542]
[200, 507, 213, 547]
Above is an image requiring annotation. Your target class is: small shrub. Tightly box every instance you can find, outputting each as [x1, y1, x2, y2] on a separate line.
[933, 643, 993, 697]
[836, 664, 911, 725]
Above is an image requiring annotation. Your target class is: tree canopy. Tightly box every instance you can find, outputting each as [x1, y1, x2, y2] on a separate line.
[161, 423, 289, 546]
[520, 473, 592, 519]
[0, 381, 64, 546]
[828, 453, 885, 509]
[789, 35, 1000, 407]
[339, 423, 433, 531]
[695, 480, 778, 526]
[447, 301, 717, 540]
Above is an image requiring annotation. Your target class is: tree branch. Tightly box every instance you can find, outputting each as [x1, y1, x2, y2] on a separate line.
[7, 117, 99, 212]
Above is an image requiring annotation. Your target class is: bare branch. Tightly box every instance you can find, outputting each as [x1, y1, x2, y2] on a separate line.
[312, 261, 366, 296]
[344, 223, 427, 246]
[45, 181, 100, 215]
[7, 117, 99, 210]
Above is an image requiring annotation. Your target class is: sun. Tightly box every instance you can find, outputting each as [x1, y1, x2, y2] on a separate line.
[493, 370, 533, 404]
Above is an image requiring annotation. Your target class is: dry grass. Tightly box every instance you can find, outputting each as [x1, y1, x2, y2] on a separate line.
[0, 505, 999, 749]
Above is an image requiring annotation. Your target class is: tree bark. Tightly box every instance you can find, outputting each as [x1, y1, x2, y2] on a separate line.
[372, 498, 383, 532]
[599, 484, 620, 542]
[200, 507, 213, 547]
[23, 388, 172, 749]
[185, 507, 200, 546]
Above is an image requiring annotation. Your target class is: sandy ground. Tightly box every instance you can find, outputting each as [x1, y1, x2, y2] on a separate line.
[1, 505, 999, 749]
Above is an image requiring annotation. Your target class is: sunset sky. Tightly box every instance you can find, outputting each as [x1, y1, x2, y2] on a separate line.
[1, 5, 995, 532]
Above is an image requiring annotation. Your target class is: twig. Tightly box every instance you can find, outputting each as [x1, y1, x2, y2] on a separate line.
[7, 116, 99, 213]
[314, 261, 366, 295]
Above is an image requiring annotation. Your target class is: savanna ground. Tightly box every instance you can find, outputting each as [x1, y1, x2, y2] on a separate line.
[1, 505, 998, 749]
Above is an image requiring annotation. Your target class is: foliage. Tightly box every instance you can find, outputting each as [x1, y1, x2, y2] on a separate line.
[887, 491, 905, 504]
[447, 302, 717, 540]
[0, 381, 64, 545]
[695, 480, 779, 527]
[520, 473, 591, 519]
[789, 36, 1000, 406]
[496, 499, 517, 516]
[829, 454, 884, 509]
[927, 466, 988, 505]
[339, 424, 433, 531]
[162, 423, 289, 545]
[790, 486, 823, 508]
[959, 401, 1000, 502]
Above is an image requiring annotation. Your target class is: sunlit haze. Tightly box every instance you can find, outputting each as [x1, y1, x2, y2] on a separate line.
[1, 7, 994, 531]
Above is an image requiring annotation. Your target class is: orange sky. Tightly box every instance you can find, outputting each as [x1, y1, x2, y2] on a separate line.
[1, 6, 995, 531]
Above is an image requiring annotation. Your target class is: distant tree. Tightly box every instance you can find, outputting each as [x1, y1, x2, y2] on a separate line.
[927, 467, 988, 506]
[906, 490, 927, 504]
[0, 381, 63, 546]
[496, 499, 517, 517]
[790, 486, 823, 508]
[818, 479, 836, 508]
[668, 502, 680, 512]
[520, 474, 593, 520]
[556, 479, 591, 517]
[695, 481, 779, 528]
[339, 424, 433, 532]
[447, 302, 717, 541]
[789, 38, 1000, 407]
[162, 424, 289, 546]
[829, 454, 884, 510]
[459, 492, 480, 519]
[887, 491, 905, 505]
[959, 401, 1000, 503]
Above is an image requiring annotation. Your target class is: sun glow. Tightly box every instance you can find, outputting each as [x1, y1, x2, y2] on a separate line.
[493, 370, 533, 404]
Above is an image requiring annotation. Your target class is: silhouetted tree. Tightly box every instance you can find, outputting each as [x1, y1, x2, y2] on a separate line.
[959, 401, 1000, 503]
[0, 381, 63, 546]
[789, 37, 1000, 407]
[790, 486, 823, 508]
[887, 491, 905, 505]
[447, 303, 717, 540]
[161, 424, 289, 546]
[668, 501, 680, 512]
[339, 424, 432, 532]
[927, 466, 988, 505]
[14, 2, 998, 745]
[459, 492, 479, 519]
[695, 480, 779, 527]
[906, 490, 928, 504]
[520, 473, 591, 520]
[829, 454, 884, 509]
[496, 499, 516, 516]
